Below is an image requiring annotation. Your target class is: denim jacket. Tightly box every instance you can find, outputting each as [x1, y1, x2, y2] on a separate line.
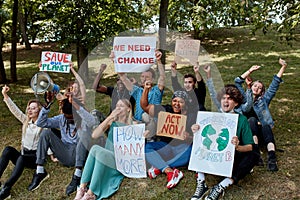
[206, 78, 253, 114]
[234, 75, 283, 127]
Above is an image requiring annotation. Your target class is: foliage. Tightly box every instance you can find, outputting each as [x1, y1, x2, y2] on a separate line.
[0, 27, 299, 199]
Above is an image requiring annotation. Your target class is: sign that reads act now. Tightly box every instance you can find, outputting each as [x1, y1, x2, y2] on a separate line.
[40, 51, 72, 73]
[156, 111, 187, 140]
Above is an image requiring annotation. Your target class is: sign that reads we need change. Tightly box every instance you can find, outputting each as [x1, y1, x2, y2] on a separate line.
[40, 51, 72, 73]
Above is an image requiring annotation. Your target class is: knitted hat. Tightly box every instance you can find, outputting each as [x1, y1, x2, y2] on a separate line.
[172, 90, 189, 103]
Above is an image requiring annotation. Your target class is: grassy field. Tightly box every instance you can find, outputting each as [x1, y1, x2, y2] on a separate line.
[1, 27, 300, 200]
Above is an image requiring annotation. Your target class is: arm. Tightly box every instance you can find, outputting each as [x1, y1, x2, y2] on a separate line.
[232, 136, 253, 152]
[118, 73, 134, 92]
[92, 109, 119, 139]
[156, 50, 165, 91]
[277, 58, 287, 78]
[194, 64, 206, 106]
[140, 80, 155, 117]
[203, 66, 221, 111]
[194, 63, 203, 82]
[170, 62, 183, 91]
[36, 107, 60, 129]
[70, 63, 86, 104]
[239, 89, 253, 113]
[240, 65, 261, 79]
[2, 85, 27, 123]
[92, 64, 108, 92]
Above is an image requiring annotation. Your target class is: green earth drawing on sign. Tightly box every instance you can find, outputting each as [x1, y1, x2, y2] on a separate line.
[201, 124, 229, 151]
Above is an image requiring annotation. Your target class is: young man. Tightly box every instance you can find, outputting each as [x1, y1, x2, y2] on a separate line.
[141, 80, 197, 189]
[171, 62, 206, 111]
[190, 85, 259, 200]
[28, 93, 96, 196]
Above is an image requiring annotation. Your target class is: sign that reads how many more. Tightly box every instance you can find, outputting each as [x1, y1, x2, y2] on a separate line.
[113, 124, 146, 178]
[40, 51, 72, 73]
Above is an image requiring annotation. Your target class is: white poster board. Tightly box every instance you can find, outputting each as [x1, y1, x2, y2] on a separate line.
[188, 111, 238, 177]
[113, 124, 146, 178]
[40, 51, 72, 73]
[113, 37, 156, 72]
[175, 39, 200, 66]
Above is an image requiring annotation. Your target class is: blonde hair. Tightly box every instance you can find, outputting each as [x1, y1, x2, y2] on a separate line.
[118, 99, 133, 125]
[22, 99, 42, 140]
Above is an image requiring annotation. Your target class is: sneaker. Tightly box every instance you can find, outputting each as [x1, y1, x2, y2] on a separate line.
[148, 166, 161, 179]
[0, 186, 11, 199]
[267, 157, 279, 171]
[81, 192, 96, 200]
[191, 180, 209, 200]
[66, 175, 81, 196]
[74, 187, 87, 200]
[166, 169, 184, 189]
[205, 184, 225, 200]
[28, 171, 49, 191]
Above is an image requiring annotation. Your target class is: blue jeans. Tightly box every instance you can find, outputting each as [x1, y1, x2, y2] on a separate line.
[145, 141, 192, 172]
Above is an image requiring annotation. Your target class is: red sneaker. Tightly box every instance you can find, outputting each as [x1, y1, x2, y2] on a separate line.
[166, 169, 184, 189]
[148, 166, 161, 179]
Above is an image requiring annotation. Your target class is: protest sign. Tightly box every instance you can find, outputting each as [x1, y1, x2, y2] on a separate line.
[113, 36, 156, 72]
[113, 124, 146, 178]
[156, 111, 187, 140]
[40, 51, 72, 73]
[188, 111, 238, 177]
[175, 39, 200, 66]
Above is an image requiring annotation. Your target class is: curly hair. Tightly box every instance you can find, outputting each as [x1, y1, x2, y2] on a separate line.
[217, 84, 243, 107]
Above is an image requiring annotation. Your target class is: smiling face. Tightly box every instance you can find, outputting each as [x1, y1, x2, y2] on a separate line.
[71, 82, 79, 96]
[171, 97, 186, 114]
[251, 81, 264, 96]
[220, 94, 238, 113]
[183, 77, 195, 91]
[27, 102, 40, 120]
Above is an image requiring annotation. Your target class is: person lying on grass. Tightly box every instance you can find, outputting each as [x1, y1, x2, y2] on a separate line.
[141, 80, 197, 189]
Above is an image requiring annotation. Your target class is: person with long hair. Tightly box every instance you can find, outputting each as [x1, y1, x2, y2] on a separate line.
[73, 99, 136, 200]
[0, 85, 43, 199]
[234, 58, 287, 171]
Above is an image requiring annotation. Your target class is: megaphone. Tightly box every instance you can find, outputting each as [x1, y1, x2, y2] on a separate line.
[30, 72, 60, 94]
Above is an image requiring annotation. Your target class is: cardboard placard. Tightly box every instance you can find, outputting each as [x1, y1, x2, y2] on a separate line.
[40, 51, 72, 73]
[113, 124, 146, 178]
[188, 111, 238, 177]
[113, 36, 156, 72]
[175, 39, 200, 65]
[156, 111, 187, 140]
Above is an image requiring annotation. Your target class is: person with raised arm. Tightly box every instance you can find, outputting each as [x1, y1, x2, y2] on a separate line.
[171, 62, 206, 111]
[234, 58, 288, 171]
[141, 80, 197, 189]
[0, 85, 43, 199]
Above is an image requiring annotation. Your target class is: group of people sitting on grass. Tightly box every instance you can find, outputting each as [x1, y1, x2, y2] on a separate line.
[0, 49, 287, 200]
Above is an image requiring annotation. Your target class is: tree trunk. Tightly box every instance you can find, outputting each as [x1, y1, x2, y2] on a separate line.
[0, 0, 7, 83]
[18, 9, 31, 50]
[10, 0, 18, 82]
[158, 0, 169, 65]
[0, 36, 7, 84]
[76, 43, 89, 83]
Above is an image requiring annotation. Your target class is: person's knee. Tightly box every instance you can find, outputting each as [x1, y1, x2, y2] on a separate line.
[1, 146, 15, 157]
[248, 117, 257, 125]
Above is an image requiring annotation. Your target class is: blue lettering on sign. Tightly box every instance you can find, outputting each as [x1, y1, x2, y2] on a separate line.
[116, 158, 145, 174]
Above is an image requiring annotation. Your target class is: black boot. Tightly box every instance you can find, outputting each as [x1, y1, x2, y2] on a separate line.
[267, 150, 278, 171]
[0, 185, 11, 200]
[66, 175, 81, 196]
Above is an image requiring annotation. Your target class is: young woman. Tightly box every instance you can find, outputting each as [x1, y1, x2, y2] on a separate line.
[234, 58, 287, 171]
[73, 99, 136, 200]
[0, 85, 42, 199]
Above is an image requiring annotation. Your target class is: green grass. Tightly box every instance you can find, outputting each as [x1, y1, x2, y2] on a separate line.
[1, 27, 300, 199]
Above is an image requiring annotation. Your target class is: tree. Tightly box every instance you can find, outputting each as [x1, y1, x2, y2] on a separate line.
[0, 0, 9, 83]
[10, 0, 18, 82]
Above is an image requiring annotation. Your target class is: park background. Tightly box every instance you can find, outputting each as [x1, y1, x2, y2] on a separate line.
[0, 1, 300, 199]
